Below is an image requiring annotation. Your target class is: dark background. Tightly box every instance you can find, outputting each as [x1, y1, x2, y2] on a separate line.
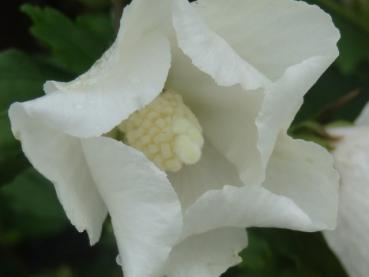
[1, 1, 82, 51]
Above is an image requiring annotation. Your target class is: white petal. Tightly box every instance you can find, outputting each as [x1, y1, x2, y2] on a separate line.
[8, 103, 107, 244]
[168, 141, 241, 210]
[355, 102, 369, 126]
[168, 52, 265, 184]
[255, 57, 337, 178]
[181, 184, 311, 240]
[172, 0, 270, 90]
[263, 133, 339, 230]
[35, 33, 170, 138]
[40, 0, 173, 138]
[169, 54, 334, 186]
[180, 134, 338, 239]
[169, 1, 338, 185]
[81, 137, 182, 277]
[194, 0, 340, 80]
[111, 0, 172, 46]
[328, 126, 356, 138]
[324, 127, 369, 277]
[164, 228, 247, 277]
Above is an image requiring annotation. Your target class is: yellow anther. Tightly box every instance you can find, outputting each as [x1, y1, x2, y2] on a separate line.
[118, 89, 204, 172]
[175, 135, 202, 164]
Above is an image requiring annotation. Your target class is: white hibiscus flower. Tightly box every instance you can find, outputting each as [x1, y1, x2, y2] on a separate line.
[324, 103, 369, 277]
[9, 0, 340, 276]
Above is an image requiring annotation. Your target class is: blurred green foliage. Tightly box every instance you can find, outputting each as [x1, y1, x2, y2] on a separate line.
[21, 4, 114, 74]
[225, 229, 346, 277]
[2, 169, 68, 238]
[1, 0, 369, 276]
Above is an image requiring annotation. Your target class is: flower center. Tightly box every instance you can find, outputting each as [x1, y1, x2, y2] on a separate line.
[118, 89, 204, 172]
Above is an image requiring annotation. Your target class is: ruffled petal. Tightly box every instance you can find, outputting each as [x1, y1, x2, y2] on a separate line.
[263, 133, 339, 230]
[181, 184, 311, 240]
[81, 137, 182, 277]
[169, 56, 337, 186]
[164, 228, 247, 277]
[36, 0, 173, 138]
[324, 127, 369, 277]
[8, 103, 107, 244]
[34, 32, 170, 138]
[169, 0, 339, 185]
[180, 134, 338, 239]
[194, 0, 340, 80]
[255, 57, 334, 180]
[172, 0, 269, 90]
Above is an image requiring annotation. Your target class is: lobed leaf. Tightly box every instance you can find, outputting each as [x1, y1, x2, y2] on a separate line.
[21, 4, 114, 74]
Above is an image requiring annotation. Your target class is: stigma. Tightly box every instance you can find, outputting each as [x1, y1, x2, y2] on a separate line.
[118, 89, 204, 172]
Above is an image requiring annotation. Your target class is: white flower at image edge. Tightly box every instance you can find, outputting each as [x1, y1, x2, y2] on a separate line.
[9, 0, 340, 276]
[324, 102, 369, 277]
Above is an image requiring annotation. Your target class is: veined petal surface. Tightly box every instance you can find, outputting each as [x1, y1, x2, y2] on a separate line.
[39, 0, 173, 138]
[194, 0, 339, 80]
[172, 0, 269, 90]
[9, 103, 107, 244]
[81, 137, 182, 277]
[36, 33, 170, 138]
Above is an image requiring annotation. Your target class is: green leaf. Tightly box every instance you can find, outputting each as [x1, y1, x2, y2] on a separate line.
[1, 169, 67, 237]
[224, 229, 348, 277]
[76, 14, 115, 48]
[0, 50, 53, 112]
[335, 17, 369, 74]
[21, 4, 114, 74]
